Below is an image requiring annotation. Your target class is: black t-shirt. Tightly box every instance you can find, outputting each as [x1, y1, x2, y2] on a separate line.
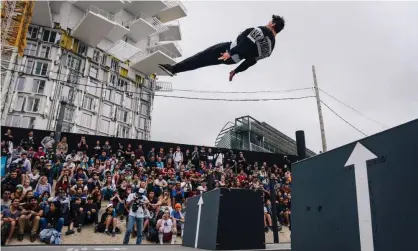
[100, 212, 112, 223]
[93, 145, 102, 155]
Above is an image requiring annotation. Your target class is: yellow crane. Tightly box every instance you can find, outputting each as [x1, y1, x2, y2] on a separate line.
[1, 0, 34, 120]
[1, 0, 34, 57]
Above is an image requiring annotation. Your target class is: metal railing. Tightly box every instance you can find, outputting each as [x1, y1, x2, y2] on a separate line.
[73, 5, 116, 31]
[164, 0, 188, 14]
[126, 13, 168, 34]
[130, 44, 176, 64]
[153, 37, 182, 54]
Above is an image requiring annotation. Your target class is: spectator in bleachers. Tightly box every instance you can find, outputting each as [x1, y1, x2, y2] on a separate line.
[0, 128, 293, 245]
[17, 196, 43, 242]
[1, 198, 21, 245]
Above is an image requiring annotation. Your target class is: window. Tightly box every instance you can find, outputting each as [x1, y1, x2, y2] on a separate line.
[117, 125, 130, 138]
[101, 54, 107, 65]
[82, 96, 94, 110]
[138, 117, 146, 130]
[90, 65, 99, 79]
[141, 90, 150, 101]
[140, 104, 149, 116]
[24, 43, 37, 56]
[27, 26, 39, 39]
[110, 74, 117, 86]
[125, 96, 132, 108]
[67, 88, 76, 103]
[111, 58, 118, 71]
[101, 103, 112, 117]
[137, 130, 144, 139]
[26, 97, 41, 112]
[21, 116, 35, 128]
[116, 108, 128, 123]
[42, 29, 57, 43]
[24, 59, 34, 74]
[117, 78, 128, 91]
[33, 61, 49, 76]
[112, 92, 122, 105]
[5, 115, 21, 127]
[15, 77, 25, 91]
[64, 106, 75, 121]
[68, 71, 80, 84]
[120, 67, 128, 78]
[93, 50, 100, 62]
[32, 79, 45, 94]
[14, 96, 25, 111]
[39, 45, 51, 59]
[143, 79, 152, 89]
[100, 119, 110, 134]
[66, 55, 81, 71]
[103, 89, 111, 101]
[78, 42, 87, 56]
[135, 75, 143, 85]
[81, 113, 92, 128]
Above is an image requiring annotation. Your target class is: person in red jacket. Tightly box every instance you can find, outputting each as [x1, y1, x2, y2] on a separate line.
[33, 147, 46, 161]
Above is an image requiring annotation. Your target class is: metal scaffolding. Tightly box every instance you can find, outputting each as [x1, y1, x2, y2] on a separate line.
[215, 115, 317, 157]
[1, 0, 34, 121]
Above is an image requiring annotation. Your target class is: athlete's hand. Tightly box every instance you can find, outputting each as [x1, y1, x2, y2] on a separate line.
[229, 71, 236, 81]
[218, 52, 231, 61]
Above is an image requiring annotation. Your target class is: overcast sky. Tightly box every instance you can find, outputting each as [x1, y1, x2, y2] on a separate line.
[151, 1, 418, 153]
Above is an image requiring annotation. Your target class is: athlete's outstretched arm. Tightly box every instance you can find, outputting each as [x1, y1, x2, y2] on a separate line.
[229, 58, 257, 81]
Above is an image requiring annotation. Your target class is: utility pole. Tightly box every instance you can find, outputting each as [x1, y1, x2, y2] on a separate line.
[312, 65, 327, 153]
[269, 172, 279, 243]
[54, 99, 68, 150]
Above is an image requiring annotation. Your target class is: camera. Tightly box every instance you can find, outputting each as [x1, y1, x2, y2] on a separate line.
[131, 190, 145, 213]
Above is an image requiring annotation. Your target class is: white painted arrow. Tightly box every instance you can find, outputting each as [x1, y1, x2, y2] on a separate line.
[345, 142, 377, 251]
[195, 196, 204, 248]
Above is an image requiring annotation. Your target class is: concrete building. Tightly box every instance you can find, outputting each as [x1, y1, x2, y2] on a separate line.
[215, 115, 317, 157]
[1, 0, 187, 140]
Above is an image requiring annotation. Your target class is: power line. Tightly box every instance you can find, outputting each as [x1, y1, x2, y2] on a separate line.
[154, 95, 315, 102]
[7, 60, 313, 95]
[321, 100, 368, 136]
[170, 87, 313, 94]
[2, 64, 315, 102]
[319, 88, 387, 128]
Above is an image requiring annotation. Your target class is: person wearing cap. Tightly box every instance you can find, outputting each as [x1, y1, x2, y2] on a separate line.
[97, 204, 119, 236]
[158, 15, 285, 82]
[170, 203, 185, 237]
[123, 187, 149, 245]
[156, 210, 177, 245]
[33, 146, 46, 161]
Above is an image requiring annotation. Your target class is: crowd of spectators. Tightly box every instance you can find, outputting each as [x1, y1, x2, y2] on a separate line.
[0, 128, 292, 246]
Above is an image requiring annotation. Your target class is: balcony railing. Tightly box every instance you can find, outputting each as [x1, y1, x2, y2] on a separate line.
[73, 5, 116, 31]
[164, 0, 188, 14]
[156, 37, 182, 54]
[130, 44, 177, 63]
[125, 13, 168, 35]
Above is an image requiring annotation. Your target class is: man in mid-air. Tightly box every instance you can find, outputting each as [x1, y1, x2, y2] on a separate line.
[158, 15, 285, 81]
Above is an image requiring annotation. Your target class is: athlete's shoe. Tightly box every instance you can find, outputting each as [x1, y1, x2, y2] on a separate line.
[158, 64, 175, 76]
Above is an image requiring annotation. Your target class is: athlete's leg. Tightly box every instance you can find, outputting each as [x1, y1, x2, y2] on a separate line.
[159, 42, 235, 76]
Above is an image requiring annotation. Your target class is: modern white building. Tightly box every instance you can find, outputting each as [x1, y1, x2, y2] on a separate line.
[1, 0, 187, 140]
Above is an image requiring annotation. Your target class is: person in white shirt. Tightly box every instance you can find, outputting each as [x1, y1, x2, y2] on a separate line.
[172, 146, 183, 171]
[156, 210, 177, 244]
[123, 188, 149, 245]
[154, 175, 168, 195]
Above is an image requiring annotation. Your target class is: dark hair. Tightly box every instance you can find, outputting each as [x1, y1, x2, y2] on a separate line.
[272, 15, 285, 33]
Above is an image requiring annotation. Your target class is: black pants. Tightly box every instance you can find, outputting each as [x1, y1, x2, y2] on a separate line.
[172, 42, 236, 74]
